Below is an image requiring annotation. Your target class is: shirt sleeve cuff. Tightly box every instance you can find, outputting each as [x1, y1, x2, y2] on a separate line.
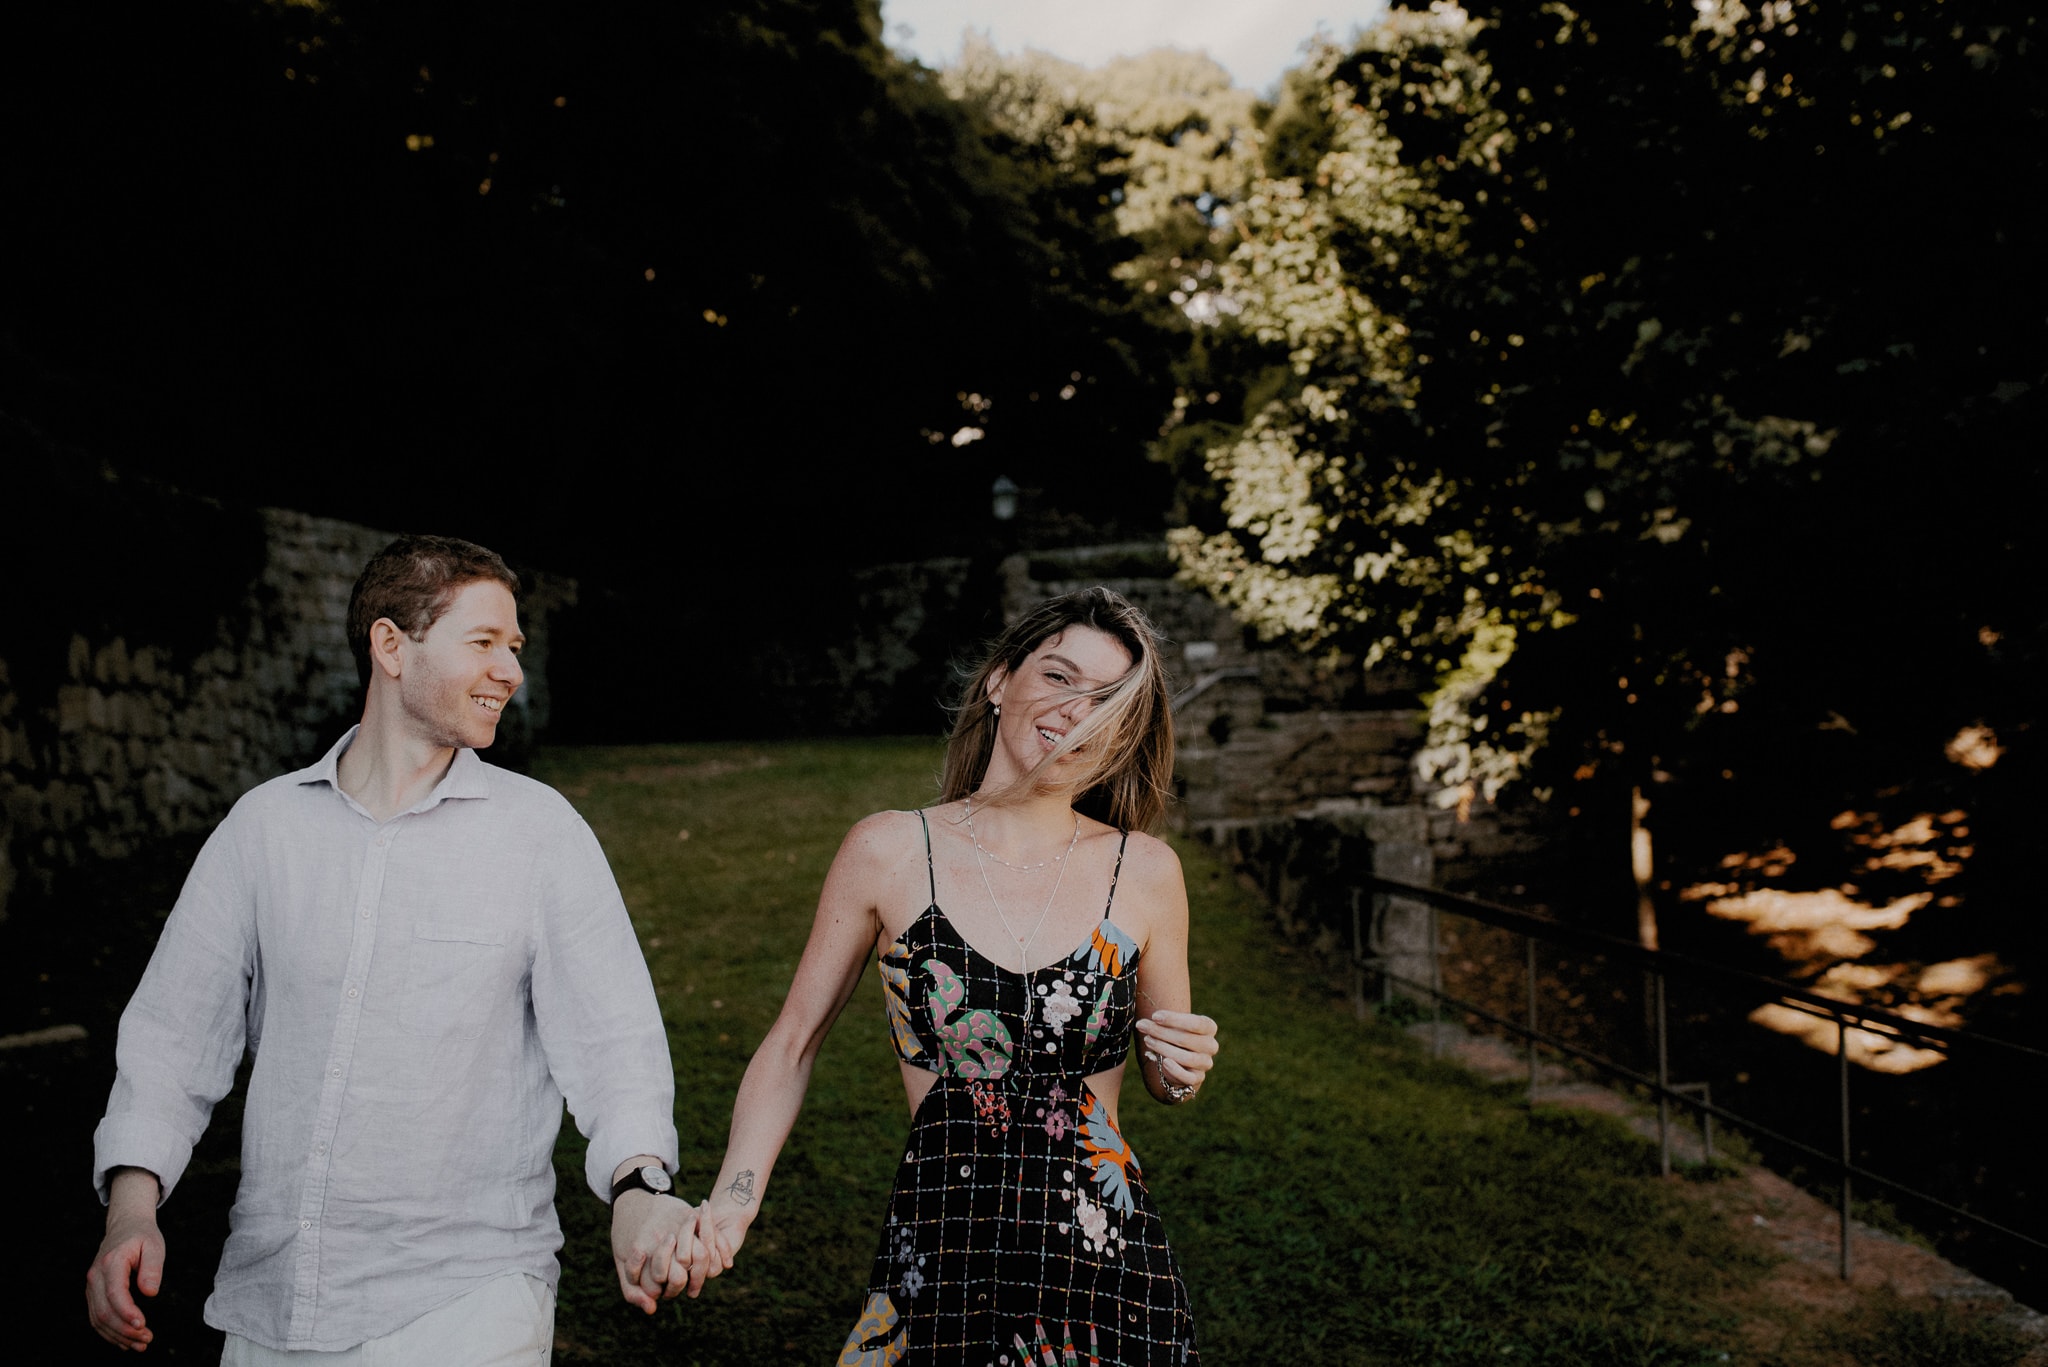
[93, 1113, 198, 1206]
[587, 1121, 682, 1204]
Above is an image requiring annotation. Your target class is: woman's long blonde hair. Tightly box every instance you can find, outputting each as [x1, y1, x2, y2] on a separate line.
[939, 587, 1175, 832]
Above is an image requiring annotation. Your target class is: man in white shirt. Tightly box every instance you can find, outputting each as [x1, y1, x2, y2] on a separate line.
[86, 535, 697, 1360]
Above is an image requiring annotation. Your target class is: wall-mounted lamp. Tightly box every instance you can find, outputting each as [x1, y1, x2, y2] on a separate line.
[990, 475, 1020, 522]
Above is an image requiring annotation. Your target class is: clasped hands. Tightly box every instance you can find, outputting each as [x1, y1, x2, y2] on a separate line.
[609, 1190, 751, 1310]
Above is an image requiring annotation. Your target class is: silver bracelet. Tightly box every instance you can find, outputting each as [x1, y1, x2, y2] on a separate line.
[1146, 1047, 1198, 1102]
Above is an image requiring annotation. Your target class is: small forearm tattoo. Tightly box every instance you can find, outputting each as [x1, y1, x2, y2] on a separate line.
[724, 1169, 756, 1206]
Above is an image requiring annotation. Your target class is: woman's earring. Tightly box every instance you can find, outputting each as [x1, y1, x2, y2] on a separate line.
[992, 703, 1002, 717]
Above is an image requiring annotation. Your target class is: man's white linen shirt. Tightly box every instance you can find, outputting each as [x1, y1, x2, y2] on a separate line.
[93, 729, 679, 1352]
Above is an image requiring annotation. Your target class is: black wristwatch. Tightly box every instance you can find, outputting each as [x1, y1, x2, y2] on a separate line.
[610, 1163, 674, 1202]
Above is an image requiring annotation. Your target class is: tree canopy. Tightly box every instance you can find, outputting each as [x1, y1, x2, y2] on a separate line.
[1171, 0, 2044, 832]
[1, 0, 1176, 582]
[1, 0, 1200, 733]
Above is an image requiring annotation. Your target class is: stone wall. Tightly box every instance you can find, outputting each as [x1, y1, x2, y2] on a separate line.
[754, 556, 994, 737]
[999, 543, 1416, 812]
[1001, 542, 1428, 820]
[0, 494, 569, 924]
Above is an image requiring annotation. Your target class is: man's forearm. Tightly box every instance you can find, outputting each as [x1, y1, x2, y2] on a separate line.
[88, 1167, 168, 1349]
[107, 1167, 162, 1216]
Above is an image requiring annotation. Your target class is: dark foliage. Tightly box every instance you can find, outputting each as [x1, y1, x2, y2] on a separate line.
[1, 0, 1177, 737]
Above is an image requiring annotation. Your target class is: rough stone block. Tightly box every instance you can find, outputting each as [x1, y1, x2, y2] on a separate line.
[94, 637, 132, 685]
[139, 769, 167, 817]
[2, 780, 43, 824]
[55, 686, 88, 734]
[161, 770, 200, 811]
[46, 780, 87, 829]
[86, 826, 139, 861]
[75, 730, 114, 777]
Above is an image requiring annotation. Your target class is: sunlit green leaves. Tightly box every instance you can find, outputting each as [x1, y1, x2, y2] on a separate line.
[1169, 0, 2043, 812]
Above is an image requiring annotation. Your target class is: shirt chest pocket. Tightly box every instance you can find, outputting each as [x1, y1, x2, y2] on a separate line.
[400, 921, 512, 1039]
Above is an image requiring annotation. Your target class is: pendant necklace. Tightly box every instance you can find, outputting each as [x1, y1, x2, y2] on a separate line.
[966, 798, 1076, 870]
[965, 798, 1080, 971]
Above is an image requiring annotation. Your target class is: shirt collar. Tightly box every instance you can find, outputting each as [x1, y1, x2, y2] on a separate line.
[294, 725, 494, 811]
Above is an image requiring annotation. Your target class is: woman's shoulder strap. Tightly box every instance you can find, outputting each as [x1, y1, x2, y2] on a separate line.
[1103, 828, 1131, 917]
[915, 809, 936, 905]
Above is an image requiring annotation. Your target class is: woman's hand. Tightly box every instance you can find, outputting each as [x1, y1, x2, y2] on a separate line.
[1136, 1008, 1219, 1102]
[689, 1188, 756, 1293]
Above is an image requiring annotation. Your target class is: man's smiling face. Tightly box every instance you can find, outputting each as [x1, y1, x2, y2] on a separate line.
[394, 578, 525, 750]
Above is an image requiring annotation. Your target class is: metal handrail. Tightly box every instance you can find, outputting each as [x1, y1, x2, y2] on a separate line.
[1369, 875, 2048, 1061]
[1170, 666, 1260, 712]
[1354, 874, 2048, 1279]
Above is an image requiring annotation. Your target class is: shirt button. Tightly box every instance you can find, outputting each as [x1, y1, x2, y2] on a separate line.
[331, 1066, 343, 1078]
[314, 1143, 327, 1155]
[300, 1219, 312, 1230]
[346, 986, 359, 999]
[361, 906, 372, 918]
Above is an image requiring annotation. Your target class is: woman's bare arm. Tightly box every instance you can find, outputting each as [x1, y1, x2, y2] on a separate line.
[1125, 836, 1220, 1105]
[689, 811, 915, 1286]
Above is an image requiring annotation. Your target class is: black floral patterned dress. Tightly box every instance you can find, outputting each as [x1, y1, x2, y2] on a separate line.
[837, 812, 1198, 1367]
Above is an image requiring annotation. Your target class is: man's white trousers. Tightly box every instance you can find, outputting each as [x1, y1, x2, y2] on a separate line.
[220, 1272, 554, 1366]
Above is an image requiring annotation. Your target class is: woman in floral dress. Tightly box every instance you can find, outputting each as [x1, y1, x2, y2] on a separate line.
[692, 588, 1219, 1365]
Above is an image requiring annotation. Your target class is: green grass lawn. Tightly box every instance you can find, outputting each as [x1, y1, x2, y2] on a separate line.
[535, 738, 1782, 1366]
[11, 738, 2021, 1365]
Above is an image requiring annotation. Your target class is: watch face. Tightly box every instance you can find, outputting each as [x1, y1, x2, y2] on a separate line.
[640, 1165, 672, 1194]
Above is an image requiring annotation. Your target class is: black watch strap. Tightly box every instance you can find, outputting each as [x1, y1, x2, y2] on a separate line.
[610, 1163, 673, 1202]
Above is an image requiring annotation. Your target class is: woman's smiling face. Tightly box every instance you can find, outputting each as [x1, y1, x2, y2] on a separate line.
[984, 625, 1134, 786]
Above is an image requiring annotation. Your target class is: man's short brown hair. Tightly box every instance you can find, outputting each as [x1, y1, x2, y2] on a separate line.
[346, 535, 521, 687]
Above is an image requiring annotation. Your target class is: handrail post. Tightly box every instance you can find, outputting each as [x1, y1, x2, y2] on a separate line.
[1525, 934, 1538, 1102]
[1377, 889, 1393, 1010]
[1430, 901, 1443, 1058]
[1655, 970, 1671, 1178]
[1672, 1082, 1715, 1165]
[1350, 887, 1365, 1022]
[1839, 1015, 1853, 1280]
[1350, 876, 2047, 1270]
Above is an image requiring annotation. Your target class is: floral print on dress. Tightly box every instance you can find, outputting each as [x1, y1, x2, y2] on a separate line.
[851, 816, 1196, 1363]
[1079, 918, 1138, 978]
[837, 1291, 906, 1365]
[1081, 975, 1112, 1050]
[1036, 1081, 1073, 1142]
[878, 945, 922, 1063]
[1079, 1088, 1140, 1217]
[1015, 1317, 1104, 1367]
[923, 957, 1013, 1078]
[968, 1079, 1012, 1134]
[886, 1214, 927, 1302]
[1036, 976, 1084, 1035]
